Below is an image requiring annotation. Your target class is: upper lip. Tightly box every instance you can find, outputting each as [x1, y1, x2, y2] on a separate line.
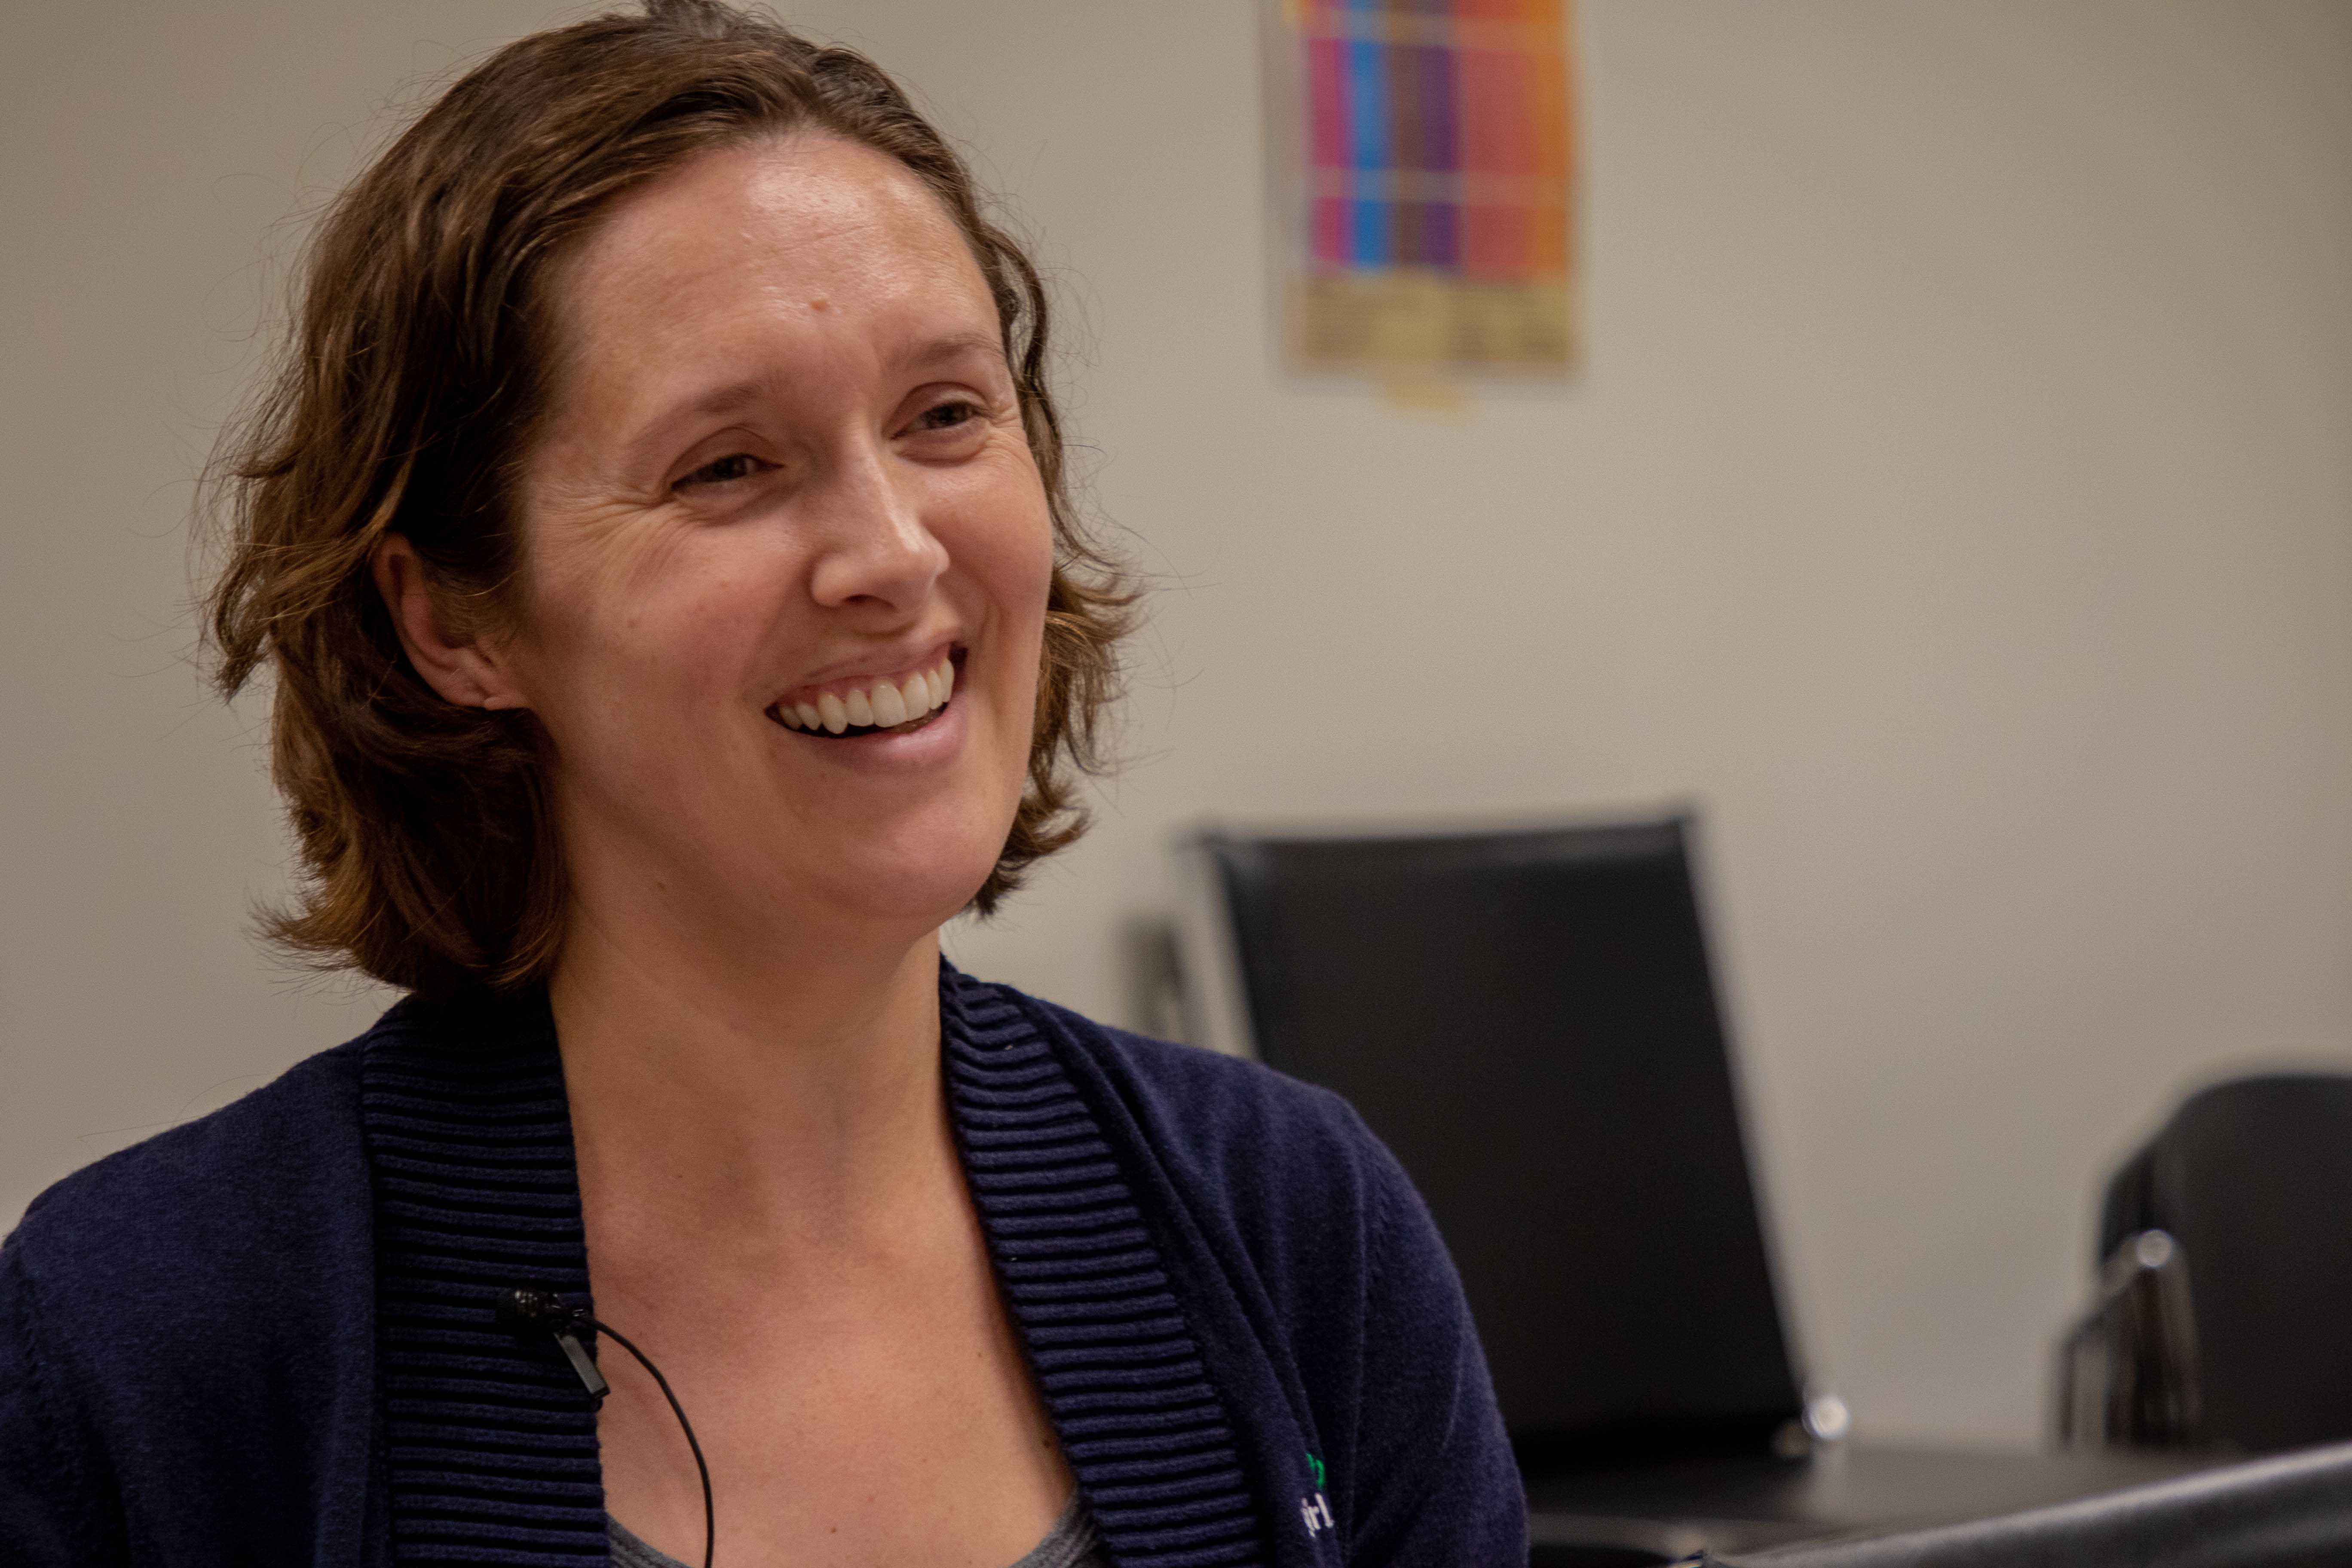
[771, 637, 960, 708]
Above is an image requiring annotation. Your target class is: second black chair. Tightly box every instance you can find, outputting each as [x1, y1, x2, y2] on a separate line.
[2066, 1072, 2352, 1456]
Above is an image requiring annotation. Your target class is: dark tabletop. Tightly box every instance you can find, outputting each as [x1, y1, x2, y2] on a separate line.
[1524, 1443, 2215, 1564]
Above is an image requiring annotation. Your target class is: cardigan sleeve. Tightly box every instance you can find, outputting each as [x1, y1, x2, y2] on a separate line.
[0, 1039, 382, 1568]
[1339, 1116, 1528, 1566]
[0, 1235, 122, 1566]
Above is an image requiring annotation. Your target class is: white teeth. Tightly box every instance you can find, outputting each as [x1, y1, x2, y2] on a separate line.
[785, 654, 957, 735]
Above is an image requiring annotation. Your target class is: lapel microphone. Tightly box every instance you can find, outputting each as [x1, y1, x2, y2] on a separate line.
[496, 1288, 717, 1568]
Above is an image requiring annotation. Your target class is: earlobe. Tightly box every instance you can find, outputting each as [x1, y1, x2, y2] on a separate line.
[369, 535, 528, 712]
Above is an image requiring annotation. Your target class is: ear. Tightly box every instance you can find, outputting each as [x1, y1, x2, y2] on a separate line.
[370, 535, 530, 711]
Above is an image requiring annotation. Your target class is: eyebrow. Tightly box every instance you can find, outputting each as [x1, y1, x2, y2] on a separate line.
[617, 374, 782, 469]
[676, 331, 1011, 419]
[898, 329, 1002, 362]
[897, 329, 1009, 373]
[677, 376, 775, 423]
[622, 331, 1013, 466]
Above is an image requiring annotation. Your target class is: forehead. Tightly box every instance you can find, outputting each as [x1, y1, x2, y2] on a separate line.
[547, 132, 999, 387]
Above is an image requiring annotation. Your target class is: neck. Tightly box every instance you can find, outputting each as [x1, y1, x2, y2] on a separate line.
[548, 876, 952, 1246]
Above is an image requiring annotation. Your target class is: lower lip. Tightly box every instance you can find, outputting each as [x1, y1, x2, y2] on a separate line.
[775, 687, 969, 774]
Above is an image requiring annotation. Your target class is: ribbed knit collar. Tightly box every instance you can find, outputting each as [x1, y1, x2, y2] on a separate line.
[360, 967, 1268, 1567]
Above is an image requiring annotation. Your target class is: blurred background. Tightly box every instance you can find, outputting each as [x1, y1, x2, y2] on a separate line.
[3, 0, 2348, 1466]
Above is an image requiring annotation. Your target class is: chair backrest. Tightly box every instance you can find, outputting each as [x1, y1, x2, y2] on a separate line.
[1176, 814, 1806, 1453]
[2099, 1073, 2352, 1453]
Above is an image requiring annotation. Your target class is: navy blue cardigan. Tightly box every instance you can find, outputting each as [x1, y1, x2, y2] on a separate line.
[0, 967, 1524, 1565]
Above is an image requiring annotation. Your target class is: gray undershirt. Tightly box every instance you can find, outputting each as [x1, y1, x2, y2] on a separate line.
[605, 1491, 1109, 1568]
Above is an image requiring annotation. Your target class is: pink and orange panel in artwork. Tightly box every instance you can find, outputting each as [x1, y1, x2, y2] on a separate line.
[1281, 0, 1575, 370]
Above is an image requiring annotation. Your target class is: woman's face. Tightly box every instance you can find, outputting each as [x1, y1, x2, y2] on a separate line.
[496, 133, 1054, 942]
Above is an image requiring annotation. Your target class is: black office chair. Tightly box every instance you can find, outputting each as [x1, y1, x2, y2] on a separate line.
[1173, 815, 1814, 1460]
[1173, 814, 2228, 1564]
[2060, 1073, 2352, 1456]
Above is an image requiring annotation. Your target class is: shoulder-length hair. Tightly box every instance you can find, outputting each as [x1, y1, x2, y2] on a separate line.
[205, 0, 1129, 997]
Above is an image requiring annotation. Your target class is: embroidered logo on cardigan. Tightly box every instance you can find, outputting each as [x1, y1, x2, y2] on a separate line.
[1299, 1455, 1335, 1536]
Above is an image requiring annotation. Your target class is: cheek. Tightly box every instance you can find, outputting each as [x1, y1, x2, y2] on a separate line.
[944, 438, 1055, 585]
[977, 522, 1055, 717]
[509, 531, 776, 749]
[1001, 536, 1054, 645]
[967, 494, 1056, 638]
[935, 488, 1053, 789]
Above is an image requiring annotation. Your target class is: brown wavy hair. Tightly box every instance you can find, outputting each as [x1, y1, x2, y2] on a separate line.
[204, 0, 1129, 998]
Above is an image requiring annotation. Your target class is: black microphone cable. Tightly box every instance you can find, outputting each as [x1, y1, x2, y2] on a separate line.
[499, 1288, 716, 1568]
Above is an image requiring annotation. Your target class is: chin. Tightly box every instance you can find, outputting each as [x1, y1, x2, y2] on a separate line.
[800, 820, 1011, 936]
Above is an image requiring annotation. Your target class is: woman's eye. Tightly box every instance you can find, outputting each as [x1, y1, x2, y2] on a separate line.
[676, 453, 765, 490]
[915, 400, 982, 433]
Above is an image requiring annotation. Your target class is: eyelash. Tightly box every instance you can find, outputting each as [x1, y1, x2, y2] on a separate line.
[916, 398, 983, 432]
[671, 399, 989, 492]
[676, 453, 765, 490]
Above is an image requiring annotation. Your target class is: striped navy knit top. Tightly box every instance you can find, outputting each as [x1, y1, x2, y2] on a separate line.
[0, 965, 1525, 1566]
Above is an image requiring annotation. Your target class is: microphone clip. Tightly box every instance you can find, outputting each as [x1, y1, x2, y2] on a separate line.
[496, 1288, 609, 1404]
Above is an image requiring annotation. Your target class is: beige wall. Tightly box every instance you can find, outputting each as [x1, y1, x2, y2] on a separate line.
[5, 1, 2348, 1447]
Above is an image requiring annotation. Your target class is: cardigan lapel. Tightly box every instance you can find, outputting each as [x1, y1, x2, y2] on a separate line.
[360, 972, 1270, 1567]
[940, 968, 1268, 1566]
[363, 991, 606, 1564]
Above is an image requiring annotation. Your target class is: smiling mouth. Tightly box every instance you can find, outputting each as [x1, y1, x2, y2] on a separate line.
[766, 649, 959, 738]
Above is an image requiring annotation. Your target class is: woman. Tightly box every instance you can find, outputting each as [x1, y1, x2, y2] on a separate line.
[0, 3, 1522, 1564]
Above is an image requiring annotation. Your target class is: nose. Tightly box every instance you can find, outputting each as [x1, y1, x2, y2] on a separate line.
[805, 441, 950, 615]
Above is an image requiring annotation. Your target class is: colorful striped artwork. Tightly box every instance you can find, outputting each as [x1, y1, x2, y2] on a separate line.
[1273, 0, 1576, 372]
